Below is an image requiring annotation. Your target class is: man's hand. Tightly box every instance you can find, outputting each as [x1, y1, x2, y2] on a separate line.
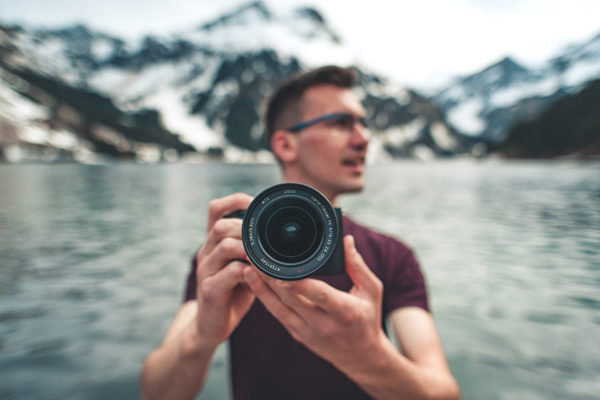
[141, 193, 256, 400]
[242, 234, 460, 400]
[186, 193, 256, 352]
[242, 234, 386, 378]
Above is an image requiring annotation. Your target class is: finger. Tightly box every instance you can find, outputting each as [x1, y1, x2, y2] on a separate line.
[201, 217, 243, 256]
[243, 267, 307, 334]
[259, 276, 327, 318]
[199, 237, 247, 277]
[344, 235, 382, 299]
[263, 275, 349, 316]
[207, 193, 253, 231]
[198, 261, 248, 306]
[231, 282, 256, 319]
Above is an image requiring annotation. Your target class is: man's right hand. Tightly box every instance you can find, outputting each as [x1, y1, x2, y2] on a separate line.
[141, 193, 255, 400]
[183, 193, 255, 353]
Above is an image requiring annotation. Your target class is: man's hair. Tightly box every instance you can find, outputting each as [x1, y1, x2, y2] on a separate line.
[264, 66, 357, 142]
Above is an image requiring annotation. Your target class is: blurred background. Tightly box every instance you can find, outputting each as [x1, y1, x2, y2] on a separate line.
[0, 1, 599, 399]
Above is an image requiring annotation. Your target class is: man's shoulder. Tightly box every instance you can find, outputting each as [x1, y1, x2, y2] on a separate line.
[342, 215, 413, 259]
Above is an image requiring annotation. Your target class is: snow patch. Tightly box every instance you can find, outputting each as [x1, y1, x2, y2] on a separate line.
[481, 66, 503, 85]
[122, 62, 183, 99]
[181, 7, 354, 68]
[20, 125, 49, 144]
[142, 89, 222, 149]
[0, 80, 48, 122]
[430, 122, 457, 151]
[441, 84, 466, 102]
[447, 98, 485, 136]
[490, 77, 559, 108]
[562, 61, 600, 87]
[91, 39, 114, 61]
[88, 67, 131, 95]
[47, 129, 80, 149]
[412, 145, 436, 161]
[381, 117, 425, 147]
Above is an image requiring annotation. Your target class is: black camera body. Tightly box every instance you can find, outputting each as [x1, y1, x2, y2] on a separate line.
[230, 183, 345, 280]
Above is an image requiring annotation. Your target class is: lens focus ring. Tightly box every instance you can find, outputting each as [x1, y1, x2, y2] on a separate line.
[241, 183, 339, 280]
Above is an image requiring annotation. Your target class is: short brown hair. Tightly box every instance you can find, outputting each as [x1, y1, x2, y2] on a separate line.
[264, 66, 357, 142]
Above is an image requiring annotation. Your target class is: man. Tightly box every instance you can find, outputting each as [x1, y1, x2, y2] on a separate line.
[141, 66, 460, 400]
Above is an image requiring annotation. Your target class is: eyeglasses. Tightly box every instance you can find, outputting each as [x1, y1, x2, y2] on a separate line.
[287, 112, 369, 133]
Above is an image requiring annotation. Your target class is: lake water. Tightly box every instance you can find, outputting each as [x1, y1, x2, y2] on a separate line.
[1, 161, 599, 400]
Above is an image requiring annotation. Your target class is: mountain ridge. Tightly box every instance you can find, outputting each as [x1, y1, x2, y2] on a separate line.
[0, 2, 468, 163]
[430, 31, 600, 144]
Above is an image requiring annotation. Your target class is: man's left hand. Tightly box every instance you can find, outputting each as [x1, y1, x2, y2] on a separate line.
[243, 234, 388, 378]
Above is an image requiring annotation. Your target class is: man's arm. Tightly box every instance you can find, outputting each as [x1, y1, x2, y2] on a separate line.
[243, 235, 460, 400]
[141, 301, 216, 400]
[349, 307, 460, 400]
[141, 194, 255, 400]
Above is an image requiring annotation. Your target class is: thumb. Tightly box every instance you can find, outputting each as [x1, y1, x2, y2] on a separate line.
[344, 235, 381, 299]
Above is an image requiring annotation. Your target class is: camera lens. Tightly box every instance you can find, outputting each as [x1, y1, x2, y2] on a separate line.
[258, 202, 322, 264]
[241, 183, 341, 280]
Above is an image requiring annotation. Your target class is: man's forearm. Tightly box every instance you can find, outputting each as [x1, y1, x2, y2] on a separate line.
[341, 332, 460, 400]
[141, 323, 216, 400]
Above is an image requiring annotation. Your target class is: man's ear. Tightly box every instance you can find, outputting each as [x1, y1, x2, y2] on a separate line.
[271, 130, 298, 164]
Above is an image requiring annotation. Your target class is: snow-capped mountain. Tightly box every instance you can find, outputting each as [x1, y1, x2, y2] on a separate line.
[431, 32, 600, 142]
[493, 78, 600, 158]
[0, 1, 466, 163]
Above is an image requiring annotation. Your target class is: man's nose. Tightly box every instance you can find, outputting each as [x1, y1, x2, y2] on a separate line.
[349, 123, 370, 147]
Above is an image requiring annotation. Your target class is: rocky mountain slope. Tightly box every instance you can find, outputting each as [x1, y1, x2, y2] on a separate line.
[0, 1, 467, 163]
[493, 78, 600, 158]
[431, 32, 600, 146]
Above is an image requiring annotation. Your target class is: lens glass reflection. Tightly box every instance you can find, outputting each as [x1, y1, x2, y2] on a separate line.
[258, 200, 323, 264]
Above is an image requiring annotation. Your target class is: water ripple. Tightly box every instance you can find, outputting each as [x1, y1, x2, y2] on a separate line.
[0, 162, 598, 400]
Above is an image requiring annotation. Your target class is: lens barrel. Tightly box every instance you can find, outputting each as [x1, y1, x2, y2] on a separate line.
[241, 183, 341, 280]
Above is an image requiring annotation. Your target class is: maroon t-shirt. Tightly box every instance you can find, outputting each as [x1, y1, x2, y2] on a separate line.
[184, 215, 429, 400]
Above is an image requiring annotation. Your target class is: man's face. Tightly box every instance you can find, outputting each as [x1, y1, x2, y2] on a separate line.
[291, 84, 370, 201]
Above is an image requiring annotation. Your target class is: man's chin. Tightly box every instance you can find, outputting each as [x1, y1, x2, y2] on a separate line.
[337, 179, 364, 194]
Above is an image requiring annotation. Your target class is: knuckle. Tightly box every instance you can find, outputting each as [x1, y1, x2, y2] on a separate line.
[199, 279, 217, 303]
[314, 291, 329, 306]
[232, 192, 252, 204]
[219, 237, 241, 254]
[372, 277, 383, 294]
[196, 262, 206, 280]
[212, 218, 231, 238]
[317, 321, 336, 338]
[208, 199, 220, 215]
[195, 257, 209, 280]
[275, 279, 294, 291]
[250, 278, 266, 295]
[228, 261, 245, 279]
[278, 291, 296, 307]
[341, 304, 359, 323]
[194, 249, 204, 266]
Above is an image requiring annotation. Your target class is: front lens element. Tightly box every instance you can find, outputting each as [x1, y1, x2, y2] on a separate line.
[258, 201, 323, 264]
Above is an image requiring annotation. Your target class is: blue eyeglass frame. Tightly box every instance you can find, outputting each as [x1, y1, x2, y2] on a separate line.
[287, 112, 368, 133]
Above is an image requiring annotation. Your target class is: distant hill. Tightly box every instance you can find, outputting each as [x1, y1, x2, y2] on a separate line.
[493, 79, 600, 158]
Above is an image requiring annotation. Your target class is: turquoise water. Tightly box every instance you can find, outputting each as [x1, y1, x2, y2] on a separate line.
[0, 161, 599, 399]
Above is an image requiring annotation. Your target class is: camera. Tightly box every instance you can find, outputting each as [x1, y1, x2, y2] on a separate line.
[229, 183, 345, 280]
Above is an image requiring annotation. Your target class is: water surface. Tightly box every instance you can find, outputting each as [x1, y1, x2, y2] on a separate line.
[0, 161, 599, 399]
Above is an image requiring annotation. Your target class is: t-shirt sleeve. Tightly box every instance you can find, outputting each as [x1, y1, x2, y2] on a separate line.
[383, 244, 430, 317]
[183, 256, 198, 302]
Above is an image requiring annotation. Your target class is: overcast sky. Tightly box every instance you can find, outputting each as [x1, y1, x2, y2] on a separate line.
[1, 0, 599, 88]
